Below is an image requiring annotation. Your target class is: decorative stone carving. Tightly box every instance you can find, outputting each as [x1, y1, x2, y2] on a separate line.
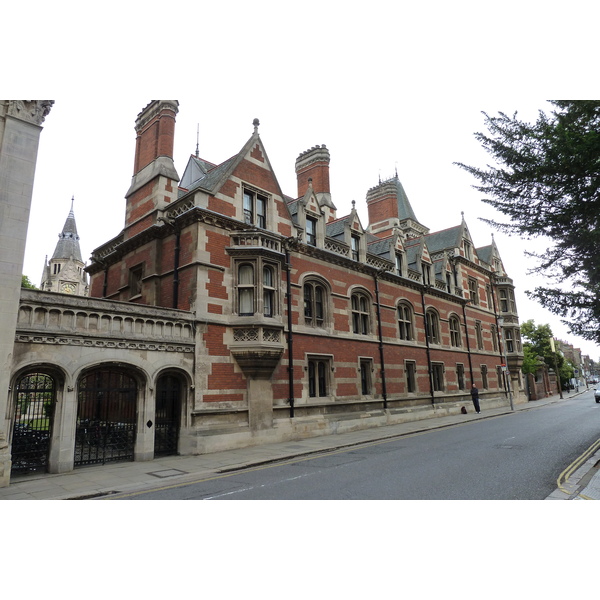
[7, 100, 54, 125]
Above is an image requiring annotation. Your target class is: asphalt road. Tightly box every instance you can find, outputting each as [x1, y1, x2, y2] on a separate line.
[121, 389, 600, 500]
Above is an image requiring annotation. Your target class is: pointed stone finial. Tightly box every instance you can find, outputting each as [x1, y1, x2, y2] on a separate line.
[195, 124, 200, 157]
[70, 196, 75, 216]
[461, 211, 465, 221]
[253, 118, 260, 133]
[352, 200, 356, 210]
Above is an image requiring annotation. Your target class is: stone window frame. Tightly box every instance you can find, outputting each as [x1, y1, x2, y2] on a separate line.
[481, 364, 489, 389]
[456, 363, 466, 391]
[303, 277, 330, 328]
[306, 354, 334, 399]
[468, 277, 479, 306]
[129, 264, 144, 299]
[359, 357, 374, 396]
[405, 360, 417, 394]
[234, 258, 280, 317]
[449, 314, 462, 347]
[397, 301, 414, 341]
[432, 361, 445, 392]
[242, 186, 269, 229]
[475, 320, 484, 350]
[351, 289, 372, 335]
[305, 215, 318, 246]
[425, 308, 440, 345]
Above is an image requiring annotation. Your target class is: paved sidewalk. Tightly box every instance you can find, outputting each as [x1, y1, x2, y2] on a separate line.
[0, 389, 597, 500]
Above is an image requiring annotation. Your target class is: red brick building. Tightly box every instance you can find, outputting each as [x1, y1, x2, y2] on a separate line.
[2, 99, 527, 483]
[86, 100, 525, 434]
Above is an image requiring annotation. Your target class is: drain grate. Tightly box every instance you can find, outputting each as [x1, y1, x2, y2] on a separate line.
[147, 468, 188, 478]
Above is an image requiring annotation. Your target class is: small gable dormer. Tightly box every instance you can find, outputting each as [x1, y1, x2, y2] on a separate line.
[296, 182, 326, 247]
[326, 202, 367, 262]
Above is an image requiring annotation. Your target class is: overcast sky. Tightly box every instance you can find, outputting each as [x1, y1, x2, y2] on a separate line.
[8, 2, 600, 366]
[6, 0, 600, 582]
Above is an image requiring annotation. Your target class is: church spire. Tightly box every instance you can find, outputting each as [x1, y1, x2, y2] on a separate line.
[53, 197, 82, 261]
[40, 198, 88, 295]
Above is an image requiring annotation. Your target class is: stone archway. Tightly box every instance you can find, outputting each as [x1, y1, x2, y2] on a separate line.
[74, 368, 138, 467]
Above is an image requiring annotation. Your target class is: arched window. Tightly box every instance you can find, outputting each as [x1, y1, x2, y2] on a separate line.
[238, 264, 255, 316]
[304, 280, 326, 327]
[449, 315, 461, 347]
[426, 309, 440, 344]
[351, 292, 371, 335]
[263, 265, 275, 317]
[397, 302, 413, 341]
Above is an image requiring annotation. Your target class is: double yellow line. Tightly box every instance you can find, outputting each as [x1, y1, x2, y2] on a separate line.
[557, 438, 600, 498]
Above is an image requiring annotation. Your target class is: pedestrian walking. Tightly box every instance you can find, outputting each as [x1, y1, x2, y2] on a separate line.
[470, 384, 481, 414]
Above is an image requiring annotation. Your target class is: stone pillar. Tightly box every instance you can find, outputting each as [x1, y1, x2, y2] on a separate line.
[248, 378, 274, 431]
[135, 387, 156, 462]
[0, 100, 53, 487]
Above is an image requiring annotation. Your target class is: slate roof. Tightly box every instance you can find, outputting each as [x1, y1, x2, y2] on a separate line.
[326, 217, 348, 239]
[367, 236, 393, 259]
[476, 244, 493, 265]
[395, 178, 418, 222]
[52, 206, 83, 262]
[425, 225, 462, 254]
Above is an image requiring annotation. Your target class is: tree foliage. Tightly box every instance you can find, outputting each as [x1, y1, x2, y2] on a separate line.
[456, 101, 600, 342]
[520, 319, 574, 386]
[21, 275, 37, 289]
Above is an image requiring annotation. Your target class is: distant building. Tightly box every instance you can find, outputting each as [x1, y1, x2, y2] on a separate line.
[40, 198, 89, 295]
[2, 100, 525, 486]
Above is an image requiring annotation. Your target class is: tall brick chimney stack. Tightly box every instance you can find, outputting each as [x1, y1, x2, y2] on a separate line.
[295, 145, 330, 198]
[133, 100, 178, 174]
[125, 101, 180, 234]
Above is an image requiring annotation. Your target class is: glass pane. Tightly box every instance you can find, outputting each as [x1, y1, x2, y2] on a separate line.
[263, 266, 273, 287]
[315, 287, 323, 320]
[239, 288, 254, 315]
[239, 264, 254, 284]
[264, 290, 273, 317]
[304, 285, 313, 318]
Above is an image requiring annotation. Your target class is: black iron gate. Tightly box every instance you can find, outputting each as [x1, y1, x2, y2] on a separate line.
[11, 373, 56, 475]
[75, 369, 137, 466]
[154, 374, 180, 457]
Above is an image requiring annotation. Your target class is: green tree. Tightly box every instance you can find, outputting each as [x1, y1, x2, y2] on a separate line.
[456, 101, 600, 343]
[21, 275, 37, 289]
[520, 319, 573, 387]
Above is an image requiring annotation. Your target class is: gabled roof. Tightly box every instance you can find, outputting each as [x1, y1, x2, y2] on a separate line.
[326, 206, 365, 240]
[176, 122, 293, 223]
[179, 155, 218, 190]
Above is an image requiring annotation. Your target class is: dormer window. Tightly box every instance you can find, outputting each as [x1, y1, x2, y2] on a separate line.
[423, 263, 432, 285]
[243, 188, 267, 228]
[306, 216, 317, 246]
[351, 234, 360, 261]
[395, 253, 403, 275]
[463, 240, 472, 261]
[468, 277, 479, 305]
